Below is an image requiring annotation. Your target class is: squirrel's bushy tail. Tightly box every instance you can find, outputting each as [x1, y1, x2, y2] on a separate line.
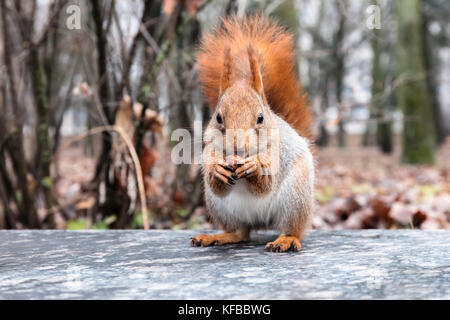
[198, 15, 313, 139]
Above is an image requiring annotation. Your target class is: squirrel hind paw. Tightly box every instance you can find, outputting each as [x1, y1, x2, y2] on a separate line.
[191, 231, 249, 247]
[190, 235, 217, 247]
[265, 236, 301, 253]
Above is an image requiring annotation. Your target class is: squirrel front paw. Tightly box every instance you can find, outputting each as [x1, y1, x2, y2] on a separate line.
[234, 157, 259, 179]
[213, 160, 237, 187]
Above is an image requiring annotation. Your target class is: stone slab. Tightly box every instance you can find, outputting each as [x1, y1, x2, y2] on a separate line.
[0, 230, 449, 299]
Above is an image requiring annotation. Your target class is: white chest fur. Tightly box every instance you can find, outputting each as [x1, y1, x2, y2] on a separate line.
[209, 180, 277, 226]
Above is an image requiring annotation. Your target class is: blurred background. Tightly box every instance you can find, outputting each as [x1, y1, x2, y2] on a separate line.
[0, 0, 449, 231]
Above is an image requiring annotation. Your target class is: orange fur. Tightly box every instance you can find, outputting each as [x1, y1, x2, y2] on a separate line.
[198, 15, 314, 139]
[191, 228, 250, 247]
[266, 236, 301, 252]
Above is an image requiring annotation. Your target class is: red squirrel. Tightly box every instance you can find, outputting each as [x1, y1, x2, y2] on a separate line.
[190, 15, 314, 252]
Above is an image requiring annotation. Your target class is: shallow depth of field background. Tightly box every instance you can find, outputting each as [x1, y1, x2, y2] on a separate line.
[0, 0, 449, 230]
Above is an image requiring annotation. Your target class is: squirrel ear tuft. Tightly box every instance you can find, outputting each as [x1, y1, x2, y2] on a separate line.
[247, 45, 266, 103]
[219, 47, 232, 96]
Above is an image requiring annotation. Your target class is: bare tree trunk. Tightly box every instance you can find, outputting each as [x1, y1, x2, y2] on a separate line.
[334, 0, 347, 148]
[170, 6, 197, 207]
[0, 185, 5, 229]
[1, 0, 40, 228]
[0, 173, 16, 229]
[90, 0, 115, 186]
[422, 10, 445, 145]
[395, 0, 436, 164]
[371, 1, 392, 154]
[29, 46, 56, 227]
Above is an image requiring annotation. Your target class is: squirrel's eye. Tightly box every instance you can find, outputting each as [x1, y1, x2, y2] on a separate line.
[216, 113, 223, 124]
[257, 114, 264, 124]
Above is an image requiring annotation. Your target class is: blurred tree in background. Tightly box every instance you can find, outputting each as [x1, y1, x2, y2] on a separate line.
[370, 0, 393, 154]
[395, 0, 436, 164]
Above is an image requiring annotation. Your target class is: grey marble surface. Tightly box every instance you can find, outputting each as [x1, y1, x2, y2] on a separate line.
[0, 230, 449, 299]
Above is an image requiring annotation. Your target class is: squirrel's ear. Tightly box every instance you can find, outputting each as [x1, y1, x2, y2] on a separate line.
[219, 47, 232, 96]
[247, 46, 266, 103]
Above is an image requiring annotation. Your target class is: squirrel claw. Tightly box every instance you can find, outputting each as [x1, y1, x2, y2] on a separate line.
[190, 237, 202, 247]
[235, 162, 258, 179]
